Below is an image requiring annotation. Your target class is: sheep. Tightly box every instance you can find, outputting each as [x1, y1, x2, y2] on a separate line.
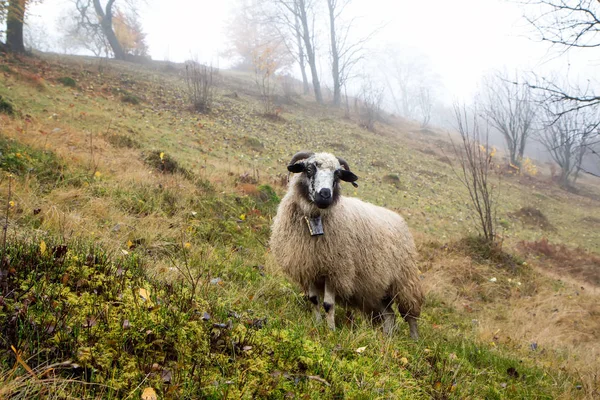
[269, 151, 424, 339]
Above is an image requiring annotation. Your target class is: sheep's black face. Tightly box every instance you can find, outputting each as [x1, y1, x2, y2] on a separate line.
[288, 153, 358, 210]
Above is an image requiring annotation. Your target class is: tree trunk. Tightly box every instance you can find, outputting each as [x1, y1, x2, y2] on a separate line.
[298, 0, 323, 104]
[327, 0, 341, 106]
[6, 0, 26, 53]
[294, 12, 310, 95]
[92, 0, 126, 60]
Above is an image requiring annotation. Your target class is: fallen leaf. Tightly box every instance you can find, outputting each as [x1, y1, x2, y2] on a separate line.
[355, 346, 367, 354]
[399, 357, 409, 365]
[141, 387, 157, 400]
[40, 240, 47, 255]
[139, 288, 151, 302]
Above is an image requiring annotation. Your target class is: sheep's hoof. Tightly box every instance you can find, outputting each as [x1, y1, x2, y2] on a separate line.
[408, 319, 419, 340]
[323, 302, 333, 313]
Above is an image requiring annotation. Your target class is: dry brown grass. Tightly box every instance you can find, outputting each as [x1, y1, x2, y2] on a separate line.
[519, 238, 600, 287]
[417, 232, 600, 398]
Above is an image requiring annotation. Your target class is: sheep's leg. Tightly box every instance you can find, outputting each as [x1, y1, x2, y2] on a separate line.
[308, 282, 322, 323]
[396, 296, 420, 340]
[323, 280, 336, 331]
[406, 316, 419, 340]
[380, 296, 396, 336]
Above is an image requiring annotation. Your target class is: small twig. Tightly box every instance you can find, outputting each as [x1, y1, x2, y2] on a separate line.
[307, 375, 331, 386]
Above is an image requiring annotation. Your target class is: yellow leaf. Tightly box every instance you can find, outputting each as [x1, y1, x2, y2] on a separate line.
[139, 288, 153, 306]
[239, 214, 246, 221]
[400, 357, 409, 365]
[159, 152, 164, 161]
[127, 240, 133, 249]
[141, 387, 158, 400]
[40, 240, 47, 255]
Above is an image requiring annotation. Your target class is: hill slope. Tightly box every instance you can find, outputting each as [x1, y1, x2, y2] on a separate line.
[0, 53, 599, 398]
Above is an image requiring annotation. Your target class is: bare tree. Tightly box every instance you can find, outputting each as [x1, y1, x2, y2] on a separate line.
[418, 86, 433, 128]
[380, 47, 434, 120]
[451, 104, 499, 243]
[524, 0, 600, 114]
[479, 71, 537, 168]
[358, 77, 384, 132]
[59, 6, 111, 56]
[259, 0, 310, 94]
[70, 0, 127, 60]
[253, 43, 285, 115]
[537, 99, 599, 187]
[24, 19, 52, 52]
[326, 0, 379, 107]
[269, 0, 323, 104]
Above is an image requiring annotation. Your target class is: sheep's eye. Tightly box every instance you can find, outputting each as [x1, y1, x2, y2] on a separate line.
[306, 164, 316, 177]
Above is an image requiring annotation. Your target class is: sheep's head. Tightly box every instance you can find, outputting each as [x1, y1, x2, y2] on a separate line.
[287, 151, 359, 210]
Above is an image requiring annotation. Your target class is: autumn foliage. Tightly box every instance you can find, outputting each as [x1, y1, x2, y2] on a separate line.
[113, 9, 148, 58]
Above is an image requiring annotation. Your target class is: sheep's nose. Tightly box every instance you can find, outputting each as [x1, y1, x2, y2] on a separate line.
[319, 188, 331, 199]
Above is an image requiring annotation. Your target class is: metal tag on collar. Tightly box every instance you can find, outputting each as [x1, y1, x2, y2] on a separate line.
[304, 216, 324, 236]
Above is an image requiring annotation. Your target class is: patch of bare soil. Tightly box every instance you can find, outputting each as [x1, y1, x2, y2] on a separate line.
[509, 207, 555, 231]
[519, 238, 600, 287]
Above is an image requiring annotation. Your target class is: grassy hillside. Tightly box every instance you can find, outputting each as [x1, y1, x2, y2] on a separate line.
[0, 53, 599, 399]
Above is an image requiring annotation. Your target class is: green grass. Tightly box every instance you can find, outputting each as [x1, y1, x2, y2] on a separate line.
[0, 236, 575, 399]
[0, 135, 66, 190]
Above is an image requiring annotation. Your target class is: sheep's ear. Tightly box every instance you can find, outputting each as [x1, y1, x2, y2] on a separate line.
[287, 162, 306, 173]
[339, 170, 358, 184]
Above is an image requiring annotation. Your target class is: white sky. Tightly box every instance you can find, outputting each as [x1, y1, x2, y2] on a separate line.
[27, 0, 598, 101]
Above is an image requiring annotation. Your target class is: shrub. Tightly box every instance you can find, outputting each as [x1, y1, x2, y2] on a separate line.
[243, 136, 264, 151]
[57, 76, 77, 87]
[184, 61, 216, 113]
[143, 150, 189, 176]
[0, 96, 15, 116]
[105, 133, 140, 149]
[121, 94, 141, 105]
[382, 173, 404, 189]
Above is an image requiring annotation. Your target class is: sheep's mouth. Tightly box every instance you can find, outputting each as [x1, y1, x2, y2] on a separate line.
[314, 197, 333, 209]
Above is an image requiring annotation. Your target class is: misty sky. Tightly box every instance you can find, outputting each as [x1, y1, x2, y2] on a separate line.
[28, 0, 597, 102]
